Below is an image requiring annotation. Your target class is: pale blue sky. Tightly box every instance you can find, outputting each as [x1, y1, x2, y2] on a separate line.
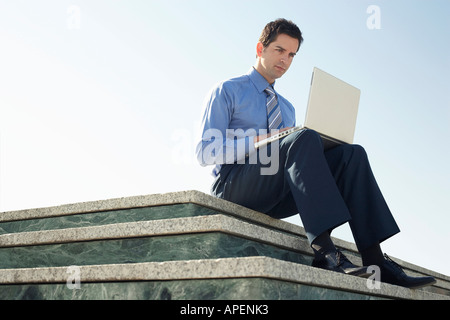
[0, 1, 449, 275]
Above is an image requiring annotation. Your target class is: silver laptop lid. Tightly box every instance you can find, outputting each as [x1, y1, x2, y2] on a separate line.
[304, 67, 361, 144]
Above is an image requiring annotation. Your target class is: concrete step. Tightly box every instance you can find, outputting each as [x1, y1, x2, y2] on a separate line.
[0, 214, 313, 269]
[0, 257, 447, 300]
[0, 190, 448, 300]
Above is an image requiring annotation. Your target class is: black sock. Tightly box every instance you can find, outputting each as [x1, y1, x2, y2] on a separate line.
[311, 232, 337, 259]
[360, 242, 385, 266]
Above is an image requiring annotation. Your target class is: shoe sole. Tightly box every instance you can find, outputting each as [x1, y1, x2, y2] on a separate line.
[345, 266, 373, 278]
[312, 264, 373, 278]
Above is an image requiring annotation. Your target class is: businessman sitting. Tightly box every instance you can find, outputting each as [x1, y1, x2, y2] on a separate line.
[196, 18, 435, 289]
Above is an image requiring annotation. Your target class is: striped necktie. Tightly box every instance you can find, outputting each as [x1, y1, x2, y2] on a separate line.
[265, 86, 284, 131]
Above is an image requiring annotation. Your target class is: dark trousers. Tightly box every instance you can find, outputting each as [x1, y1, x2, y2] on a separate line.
[211, 129, 400, 252]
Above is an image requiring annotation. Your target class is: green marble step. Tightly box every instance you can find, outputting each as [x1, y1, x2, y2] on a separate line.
[1, 278, 383, 300]
[0, 191, 306, 239]
[0, 214, 315, 269]
[0, 230, 312, 270]
[1, 191, 449, 299]
[0, 203, 216, 235]
[0, 257, 448, 300]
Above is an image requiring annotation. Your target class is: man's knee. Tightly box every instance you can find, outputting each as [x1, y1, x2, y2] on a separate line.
[336, 144, 369, 165]
[349, 144, 368, 161]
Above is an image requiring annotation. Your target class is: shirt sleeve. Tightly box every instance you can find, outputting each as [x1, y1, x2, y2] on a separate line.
[195, 83, 256, 167]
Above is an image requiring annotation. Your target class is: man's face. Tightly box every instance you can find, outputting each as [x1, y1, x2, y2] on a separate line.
[256, 33, 299, 84]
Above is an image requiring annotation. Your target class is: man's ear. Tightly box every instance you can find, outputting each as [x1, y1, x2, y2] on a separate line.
[256, 42, 264, 57]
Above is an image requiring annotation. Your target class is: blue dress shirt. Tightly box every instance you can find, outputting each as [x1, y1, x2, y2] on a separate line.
[196, 67, 296, 176]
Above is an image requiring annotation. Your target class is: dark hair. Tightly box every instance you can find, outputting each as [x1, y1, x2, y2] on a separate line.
[258, 18, 304, 52]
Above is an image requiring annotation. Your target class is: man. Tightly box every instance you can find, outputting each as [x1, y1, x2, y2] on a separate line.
[196, 18, 435, 289]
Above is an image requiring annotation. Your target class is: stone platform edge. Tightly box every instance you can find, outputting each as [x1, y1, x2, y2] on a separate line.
[1, 190, 448, 284]
[0, 257, 447, 300]
[0, 214, 310, 254]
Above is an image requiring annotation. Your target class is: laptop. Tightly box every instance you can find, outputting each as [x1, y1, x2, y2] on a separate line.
[254, 67, 361, 150]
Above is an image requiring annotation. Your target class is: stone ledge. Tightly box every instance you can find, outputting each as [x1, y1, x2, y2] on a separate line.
[2, 212, 448, 293]
[0, 190, 307, 242]
[1, 190, 449, 289]
[0, 214, 311, 255]
[0, 257, 447, 300]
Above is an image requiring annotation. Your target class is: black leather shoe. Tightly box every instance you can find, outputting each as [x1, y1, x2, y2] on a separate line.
[379, 254, 436, 289]
[312, 250, 371, 277]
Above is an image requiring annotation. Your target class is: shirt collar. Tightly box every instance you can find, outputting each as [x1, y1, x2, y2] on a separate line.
[247, 67, 275, 93]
